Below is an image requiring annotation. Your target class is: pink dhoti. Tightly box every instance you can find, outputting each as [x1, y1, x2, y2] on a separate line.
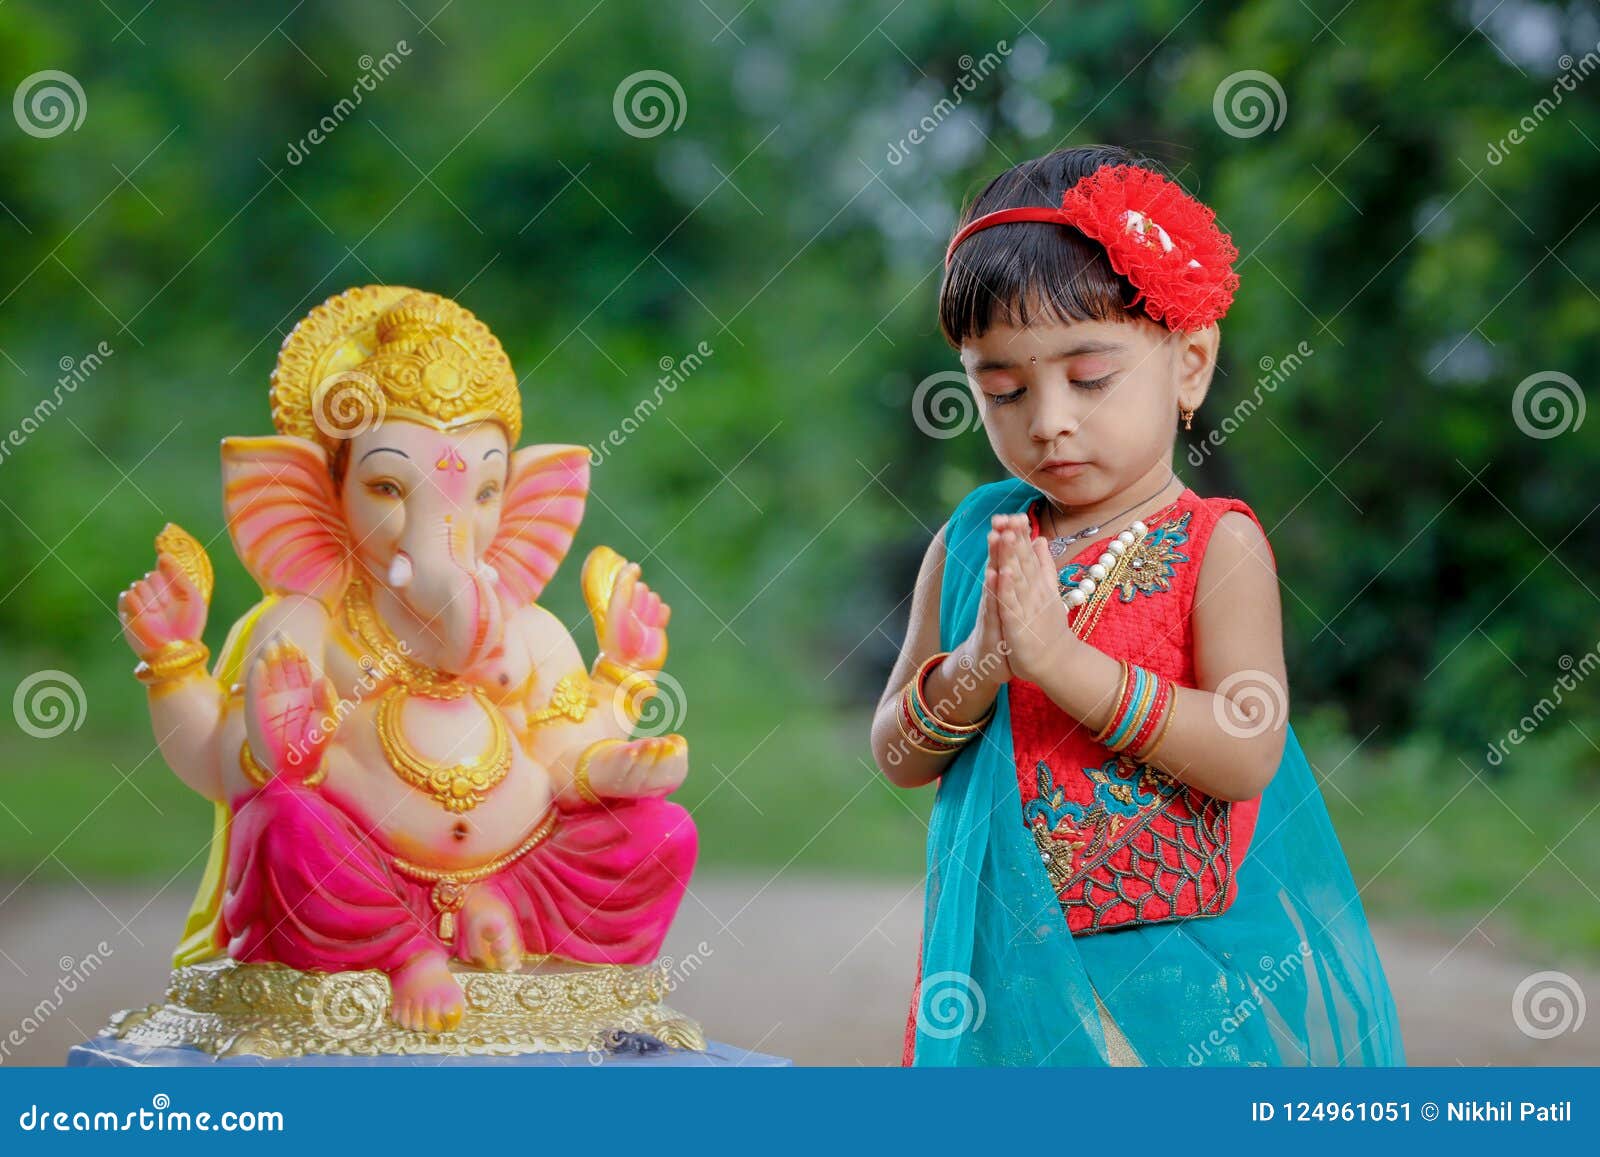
[219, 777, 697, 974]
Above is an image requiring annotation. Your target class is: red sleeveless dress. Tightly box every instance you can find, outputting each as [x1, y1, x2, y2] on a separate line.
[1010, 486, 1273, 935]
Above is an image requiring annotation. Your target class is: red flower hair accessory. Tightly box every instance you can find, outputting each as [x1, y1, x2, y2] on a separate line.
[944, 164, 1240, 330]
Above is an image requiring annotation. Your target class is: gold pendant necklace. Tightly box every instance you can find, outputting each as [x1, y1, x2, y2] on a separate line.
[345, 574, 512, 811]
[342, 574, 470, 700]
[376, 683, 511, 812]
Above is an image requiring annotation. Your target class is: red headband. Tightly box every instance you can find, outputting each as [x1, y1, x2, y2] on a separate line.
[943, 164, 1240, 330]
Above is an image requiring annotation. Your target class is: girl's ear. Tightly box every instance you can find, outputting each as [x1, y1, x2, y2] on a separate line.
[1175, 323, 1220, 408]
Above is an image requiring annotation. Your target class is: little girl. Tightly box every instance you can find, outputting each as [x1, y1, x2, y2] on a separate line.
[872, 145, 1405, 1066]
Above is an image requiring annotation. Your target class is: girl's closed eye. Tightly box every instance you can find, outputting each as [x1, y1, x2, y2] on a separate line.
[1067, 356, 1117, 392]
[986, 384, 1027, 406]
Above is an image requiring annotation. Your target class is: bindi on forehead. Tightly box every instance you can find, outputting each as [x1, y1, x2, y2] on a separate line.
[431, 442, 468, 474]
[425, 439, 476, 500]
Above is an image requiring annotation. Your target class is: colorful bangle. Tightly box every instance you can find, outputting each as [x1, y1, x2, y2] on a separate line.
[1133, 693, 1177, 763]
[910, 652, 995, 739]
[1093, 659, 1134, 744]
[1093, 659, 1173, 755]
[894, 667, 970, 756]
[1117, 669, 1163, 753]
[896, 694, 962, 755]
[907, 691, 977, 745]
[1126, 677, 1171, 755]
[898, 682, 962, 749]
[1109, 666, 1153, 749]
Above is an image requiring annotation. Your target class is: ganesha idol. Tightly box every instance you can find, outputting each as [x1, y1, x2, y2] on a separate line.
[90, 286, 704, 1059]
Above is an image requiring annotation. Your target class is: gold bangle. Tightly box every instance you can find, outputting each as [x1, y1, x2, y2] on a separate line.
[1110, 667, 1159, 753]
[135, 639, 210, 687]
[238, 739, 327, 789]
[238, 740, 272, 788]
[590, 655, 637, 686]
[592, 656, 656, 723]
[899, 678, 970, 750]
[895, 692, 962, 755]
[1134, 695, 1177, 764]
[910, 652, 993, 735]
[1092, 659, 1133, 744]
[573, 738, 623, 804]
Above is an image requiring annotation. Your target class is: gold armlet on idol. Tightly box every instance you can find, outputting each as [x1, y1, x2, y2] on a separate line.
[238, 739, 327, 789]
[590, 654, 656, 721]
[135, 639, 211, 689]
[572, 737, 624, 805]
[523, 671, 598, 727]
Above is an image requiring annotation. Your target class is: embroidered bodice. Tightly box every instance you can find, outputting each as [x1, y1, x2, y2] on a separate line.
[1009, 486, 1272, 935]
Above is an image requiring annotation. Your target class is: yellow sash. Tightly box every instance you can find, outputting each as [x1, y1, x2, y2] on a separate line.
[171, 594, 278, 967]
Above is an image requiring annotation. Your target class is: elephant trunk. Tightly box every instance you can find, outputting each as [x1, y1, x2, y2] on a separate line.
[388, 516, 502, 674]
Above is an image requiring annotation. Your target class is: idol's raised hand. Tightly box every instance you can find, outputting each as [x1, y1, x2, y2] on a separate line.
[244, 634, 339, 783]
[599, 560, 670, 673]
[118, 551, 207, 661]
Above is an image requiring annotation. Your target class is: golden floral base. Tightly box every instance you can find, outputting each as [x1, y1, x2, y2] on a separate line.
[102, 958, 706, 1060]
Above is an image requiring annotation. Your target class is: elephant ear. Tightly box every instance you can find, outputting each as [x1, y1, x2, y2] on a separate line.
[220, 436, 353, 607]
[486, 444, 591, 607]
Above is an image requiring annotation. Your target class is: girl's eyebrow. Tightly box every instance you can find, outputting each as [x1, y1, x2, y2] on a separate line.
[972, 339, 1126, 373]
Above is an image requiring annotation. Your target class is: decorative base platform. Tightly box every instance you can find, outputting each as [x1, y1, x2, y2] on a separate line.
[67, 1036, 790, 1067]
[80, 958, 742, 1062]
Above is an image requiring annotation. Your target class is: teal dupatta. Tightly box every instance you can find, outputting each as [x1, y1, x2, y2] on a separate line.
[913, 478, 1406, 1066]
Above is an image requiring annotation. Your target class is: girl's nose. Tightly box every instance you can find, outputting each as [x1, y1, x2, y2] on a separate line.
[1028, 386, 1078, 442]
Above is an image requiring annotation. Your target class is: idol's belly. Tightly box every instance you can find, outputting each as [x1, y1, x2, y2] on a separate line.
[320, 697, 554, 869]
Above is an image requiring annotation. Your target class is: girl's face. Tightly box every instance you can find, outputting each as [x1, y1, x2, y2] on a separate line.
[959, 314, 1216, 506]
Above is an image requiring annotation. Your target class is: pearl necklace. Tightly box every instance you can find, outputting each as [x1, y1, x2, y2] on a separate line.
[1053, 497, 1182, 610]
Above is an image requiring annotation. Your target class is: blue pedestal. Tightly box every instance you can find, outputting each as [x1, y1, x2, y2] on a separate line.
[67, 1033, 791, 1067]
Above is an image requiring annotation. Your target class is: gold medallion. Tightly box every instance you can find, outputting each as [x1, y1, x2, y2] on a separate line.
[375, 684, 511, 813]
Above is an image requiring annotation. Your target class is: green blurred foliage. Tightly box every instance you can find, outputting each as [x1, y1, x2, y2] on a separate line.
[0, 1, 1597, 955]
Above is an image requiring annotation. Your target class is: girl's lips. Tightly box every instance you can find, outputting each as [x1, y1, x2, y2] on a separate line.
[1041, 460, 1088, 478]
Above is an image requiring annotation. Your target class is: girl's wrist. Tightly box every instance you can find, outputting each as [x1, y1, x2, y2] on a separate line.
[1021, 629, 1082, 701]
[929, 645, 1002, 723]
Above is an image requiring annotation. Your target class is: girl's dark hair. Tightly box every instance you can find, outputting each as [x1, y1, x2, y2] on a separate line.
[938, 145, 1159, 348]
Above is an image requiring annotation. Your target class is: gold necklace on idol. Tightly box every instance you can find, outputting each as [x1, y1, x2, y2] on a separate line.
[343, 574, 511, 813]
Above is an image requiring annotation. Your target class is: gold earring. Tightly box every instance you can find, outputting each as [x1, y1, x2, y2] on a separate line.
[1179, 404, 1193, 431]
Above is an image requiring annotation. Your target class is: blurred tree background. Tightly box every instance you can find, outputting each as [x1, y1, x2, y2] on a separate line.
[1, 1, 1597, 960]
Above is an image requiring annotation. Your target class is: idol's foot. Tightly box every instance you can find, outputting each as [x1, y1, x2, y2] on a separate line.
[460, 885, 524, 972]
[389, 950, 464, 1033]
